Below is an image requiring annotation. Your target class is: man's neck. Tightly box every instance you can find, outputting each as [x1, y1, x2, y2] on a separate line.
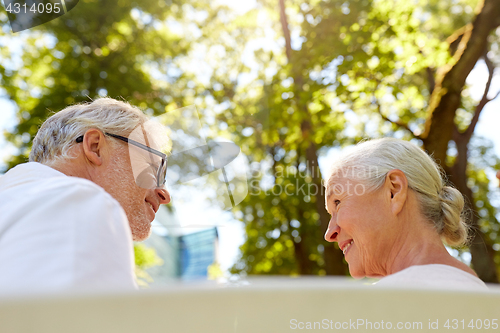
[49, 158, 93, 181]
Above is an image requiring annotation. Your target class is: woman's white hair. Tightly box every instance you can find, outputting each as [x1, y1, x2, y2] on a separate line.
[29, 98, 149, 165]
[326, 138, 469, 247]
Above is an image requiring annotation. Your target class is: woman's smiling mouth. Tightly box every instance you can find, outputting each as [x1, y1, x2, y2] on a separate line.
[341, 240, 354, 255]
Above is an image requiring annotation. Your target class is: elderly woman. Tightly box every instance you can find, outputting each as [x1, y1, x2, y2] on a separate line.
[324, 138, 487, 289]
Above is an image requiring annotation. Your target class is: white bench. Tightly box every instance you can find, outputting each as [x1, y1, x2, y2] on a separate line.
[1, 277, 499, 332]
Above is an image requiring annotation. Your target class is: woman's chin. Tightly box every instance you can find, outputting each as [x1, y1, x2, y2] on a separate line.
[347, 266, 365, 279]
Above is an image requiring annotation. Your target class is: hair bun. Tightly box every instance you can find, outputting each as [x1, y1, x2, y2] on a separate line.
[438, 186, 468, 246]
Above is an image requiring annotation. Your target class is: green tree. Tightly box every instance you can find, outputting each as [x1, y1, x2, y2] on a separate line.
[134, 243, 164, 287]
[0, 0, 196, 272]
[2, 0, 500, 282]
[191, 0, 500, 281]
[0, 0, 190, 170]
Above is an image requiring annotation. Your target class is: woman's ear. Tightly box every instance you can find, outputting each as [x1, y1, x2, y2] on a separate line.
[386, 169, 408, 216]
[81, 129, 106, 166]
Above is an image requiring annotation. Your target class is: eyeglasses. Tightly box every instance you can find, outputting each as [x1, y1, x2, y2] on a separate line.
[76, 132, 168, 189]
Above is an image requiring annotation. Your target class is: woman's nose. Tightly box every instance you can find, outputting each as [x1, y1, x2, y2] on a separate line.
[324, 218, 340, 242]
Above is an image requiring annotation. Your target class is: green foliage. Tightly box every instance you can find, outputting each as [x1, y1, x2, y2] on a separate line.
[467, 137, 500, 270]
[207, 262, 224, 280]
[134, 243, 163, 287]
[0, 0, 191, 171]
[0, 0, 498, 279]
[207, 0, 498, 277]
[232, 164, 327, 275]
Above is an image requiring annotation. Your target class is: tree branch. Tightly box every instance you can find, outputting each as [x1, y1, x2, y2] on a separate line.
[422, 0, 500, 164]
[462, 51, 497, 142]
[278, 0, 292, 60]
[418, 49, 436, 94]
[374, 96, 422, 140]
[447, 24, 470, 56]
[426, 67, 436, 95]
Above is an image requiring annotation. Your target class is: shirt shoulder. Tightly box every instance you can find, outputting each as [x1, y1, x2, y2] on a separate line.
[375, 264, 488, 291]
[1, 162, 124, 218]
[0, 163, 137, 293]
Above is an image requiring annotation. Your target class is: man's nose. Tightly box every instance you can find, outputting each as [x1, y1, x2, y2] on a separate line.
[324, 218, 340, 242]
[155, 186, 171, 204]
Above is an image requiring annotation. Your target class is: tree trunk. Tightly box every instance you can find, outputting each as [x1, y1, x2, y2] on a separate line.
[450, 134, 499, 282]
[423, 0, 500, 162]
[279, 0, 347, 275]
[295, 204, 316, 275]
[422, 0, 500, 283]
[306, 142, 348, 275]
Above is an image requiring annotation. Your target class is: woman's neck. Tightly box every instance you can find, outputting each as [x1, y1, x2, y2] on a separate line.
[386, 227, 477, 277]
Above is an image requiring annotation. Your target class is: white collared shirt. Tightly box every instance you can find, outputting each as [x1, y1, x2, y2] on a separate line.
[0, 162, 137, 294]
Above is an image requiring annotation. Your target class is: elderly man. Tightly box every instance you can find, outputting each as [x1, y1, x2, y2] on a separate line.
[0, 98, 170, 293]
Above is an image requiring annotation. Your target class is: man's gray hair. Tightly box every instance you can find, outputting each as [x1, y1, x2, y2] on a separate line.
[29, 98, 149, 165]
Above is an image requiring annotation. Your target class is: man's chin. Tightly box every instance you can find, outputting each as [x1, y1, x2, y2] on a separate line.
[132, 231, 152, 242]
[130, 220, 153, 242]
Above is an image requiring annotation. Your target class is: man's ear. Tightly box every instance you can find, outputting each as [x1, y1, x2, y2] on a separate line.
[81, 129, 106, 166]
[385, 169, 408, 216]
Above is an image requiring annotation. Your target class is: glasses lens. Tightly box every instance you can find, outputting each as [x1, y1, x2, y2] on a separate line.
[135, 164, 158, 190]
[157, 159, 167, 187]
[125, 118, 170, 189]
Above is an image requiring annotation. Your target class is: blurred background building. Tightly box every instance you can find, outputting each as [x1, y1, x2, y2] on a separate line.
[143, 206, 219, 283]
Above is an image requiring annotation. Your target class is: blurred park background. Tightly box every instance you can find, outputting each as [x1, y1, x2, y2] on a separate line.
[0, 0, 500, 284]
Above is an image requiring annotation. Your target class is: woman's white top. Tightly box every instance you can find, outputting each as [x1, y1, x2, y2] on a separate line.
[375, 264, 488, 290]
